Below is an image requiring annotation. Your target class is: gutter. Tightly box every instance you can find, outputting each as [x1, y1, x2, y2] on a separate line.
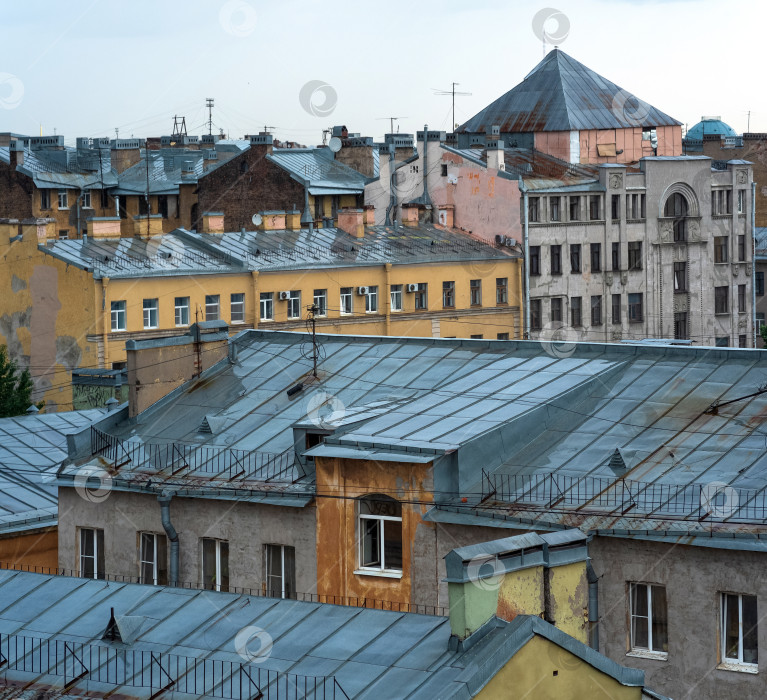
[158, 490, 179, 586]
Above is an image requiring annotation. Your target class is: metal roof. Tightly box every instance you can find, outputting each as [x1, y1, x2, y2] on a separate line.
[457, 48, 681, 134]
[0, 409, 103, 532]
[267, 148, 367, 194]
[755, 227, 767, 259]
[0, 570, 650, 699]
[0, 146, 119, 189]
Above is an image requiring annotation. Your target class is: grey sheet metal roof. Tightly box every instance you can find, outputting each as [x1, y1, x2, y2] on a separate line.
[267, 148, 367, 193]
[0, 570, 649, 699]
[457, 48, 680, 134]
[0, 146, 118, 189]
[755, 227, 767, 259]
[112, 150, 205, 195]
[0, 409, 102, 532]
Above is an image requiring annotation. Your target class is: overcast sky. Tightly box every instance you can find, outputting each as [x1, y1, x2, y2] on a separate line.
[1, 0, 763, 146]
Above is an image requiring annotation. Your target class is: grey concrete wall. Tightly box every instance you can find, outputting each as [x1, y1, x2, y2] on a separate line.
[591, 535, 767, 700]
[58, 488, 317, 594]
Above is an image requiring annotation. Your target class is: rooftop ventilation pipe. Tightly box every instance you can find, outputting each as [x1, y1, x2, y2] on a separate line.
[158, 490, 179, 586]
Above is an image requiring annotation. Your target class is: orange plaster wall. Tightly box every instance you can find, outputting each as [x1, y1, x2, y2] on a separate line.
[0, 529, 58, 570]
[315, 456, 434, 606]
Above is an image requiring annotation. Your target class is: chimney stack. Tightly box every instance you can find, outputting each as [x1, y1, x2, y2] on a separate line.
[336, 208, 365, 238]
[9, 139, 24, 167]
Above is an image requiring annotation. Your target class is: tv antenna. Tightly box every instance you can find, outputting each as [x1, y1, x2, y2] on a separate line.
[432, 83, 472, 130]
[171, 115, 187, 139]
[377, 116, 408, 135]
[206, 98, 214, 135]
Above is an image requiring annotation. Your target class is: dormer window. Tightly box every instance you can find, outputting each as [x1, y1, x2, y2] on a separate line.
[357, 494, 402, 575]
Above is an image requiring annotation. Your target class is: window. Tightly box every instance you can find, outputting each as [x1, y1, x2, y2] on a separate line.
[497, 332, 509, 340]
[590, 243, 601, 272]
[229, 293, 245, 323]
[365, 286, 378, 313]
[714, 236, 729, 263]
[530, 246, 541, 276]
[629, 583, 668, 655]
[40, 189, 50, 210]
[569, 196, 580, 221]
[738, 284, 746, 313]
[628, 241, 642, 271]
[716, 336, 729, 347]
[721, 593, 758, 667]
[205, 294, 220, 321]
[674, 312, 688, 340]
[738, 235, 746, 262]
[139, 533, 168, 586]
[611, 195, 620, 221]
[101, 189, 110, 209]
[358, 495, 402, 574]
[158, 195, 168, 218]
[529, 197, 540, 223]
[266, 544, 296, 599]
[758, 313, 766, 335]
[470, 279, 482, 306]
[143, 298, 159, 329]
[531, 299, 542, 330]
[757, 272, 764, 297]
[58, 190, 68, 209]
[628, 293, 643, 323]
[551, 297, 563, 323]
[287, 291, 301, 319]
[260, 292, 274, 321]
[712, 190, 732, 215]
[340, 287, 353, 314]
[174, 296, 190, 326]
[739, 334, 747, 348]
[570, 244, 581, 273]
[58, 229, 69, 240]
[612, 294, 621, 324]
[111, 300, 126, 331]
[82, 190, 92, 208]
[674, 262, 687, 293]
[415, 283, 428, 310]
[738, 190, 746, 214]
[496, 277, 508, 304]
[470, 334, 483, 339]
[79, 528, 105, 580]
[715, 286, 729, 314]
[664, 193, 688, 242]
[627, 194, 646, 220]
[591, 296, 602, 326]
[550, 196, 560, 222]
[443, 281, 455, 308]
[440, 163, 448, 177]
[612, 242, 620, 271]
[570, 296, 582, 327]
[551, 245, 562, 275]
[589, 195, 600, 221]
[202, 538, 229, 592]
[313, 289, 327, 316]
[390, 284, 403, 311]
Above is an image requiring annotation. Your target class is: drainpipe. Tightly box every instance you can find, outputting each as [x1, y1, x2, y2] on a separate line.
[587, 561, 599, 650]
[385, 145, 395, 226]
[519, 177, 530, 339]
[752, 180, 757, 347]
[158, 490, 179, 586]
[421, 124, 431, 207]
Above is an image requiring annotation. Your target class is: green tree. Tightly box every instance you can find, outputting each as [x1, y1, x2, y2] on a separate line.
[761, 325, 767, 348]
[0, 345, 41, 417]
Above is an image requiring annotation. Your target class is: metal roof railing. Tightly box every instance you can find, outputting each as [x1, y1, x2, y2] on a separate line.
[0, 631, 350, 699]
[482, 470, 767, 524]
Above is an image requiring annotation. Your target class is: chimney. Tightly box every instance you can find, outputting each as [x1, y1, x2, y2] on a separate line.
[444, 530, 589, 648]
[126, 322, 230, 418]
[249, 133, 274, 156]
[87, 216, 121, 238]
[286, 209, 302, 230]
[9, 139, 24, 167]
[202, 212, 225, 234]
[110, 138, 144, 174]
[401, 203, 420, 228]
[257, 210, 286, 231]
[486, 138, 505, 172]
[133, 215, 164, 236]
[437, 205, 454, 228]
[336, 208, 365, 238]
[363, 204, 375, 225]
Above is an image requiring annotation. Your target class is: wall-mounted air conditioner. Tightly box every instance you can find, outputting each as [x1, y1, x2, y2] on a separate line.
[278, 291, 291, 300]
[356, 286, 368, 295]
[406, 284, 418, 293]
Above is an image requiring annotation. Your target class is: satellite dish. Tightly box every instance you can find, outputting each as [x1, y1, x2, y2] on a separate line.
[328, 136, 342, 153]
[251, 213, 262, 226]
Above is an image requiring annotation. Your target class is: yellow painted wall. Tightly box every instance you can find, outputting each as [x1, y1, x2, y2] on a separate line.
[477, 635, 642, 700]
[548, 561, 589, 644]
[497, 565, 545, 622]
[0, 529, 58, 570]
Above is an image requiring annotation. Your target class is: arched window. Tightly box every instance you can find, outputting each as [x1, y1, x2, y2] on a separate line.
[664, 193, 689, 242]
[358, 494, 402, 573]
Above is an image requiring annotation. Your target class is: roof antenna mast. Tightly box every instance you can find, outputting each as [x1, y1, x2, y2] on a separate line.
[432, 83, 472, 131]
[206, 98, 214, 136]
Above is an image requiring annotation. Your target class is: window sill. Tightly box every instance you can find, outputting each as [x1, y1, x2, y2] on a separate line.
[714, 262, 730, 265]
[627, 650, 668, 661]
[111, 329, 126, 333]
[260, 318, 273, 323]
[717, 662, 758, 675]
[354, 568, 403, 580]
[231, 320, 245, 325]
[143, 326, 159, 331]
[175, 324, 189, 328]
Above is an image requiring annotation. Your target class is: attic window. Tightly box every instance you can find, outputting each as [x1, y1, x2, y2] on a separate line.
[642, 128, 656, 141]
[596, 144, 617, 157]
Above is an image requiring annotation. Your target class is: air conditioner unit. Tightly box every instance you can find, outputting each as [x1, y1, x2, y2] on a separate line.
[278, 291, 291, 301]
[356, 286, 369, 295]
[406, 283, 419, 293]
[504, 237, 517, 247]
[495, 234, 505, 245]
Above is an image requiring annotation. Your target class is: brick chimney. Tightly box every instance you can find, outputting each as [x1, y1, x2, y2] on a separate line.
[87, 217, 121, 238]
[336, 208, 365, 238]
[110, 138, 144, 174]
[401, 203, 420, 228]
[363, 204, 375, 225]
[202, 212, 225, 233]
[486, 139, 505, 172]
[286, 209, 302, 230]
[437, 205, 454, 228]
[257, 210, 286, 231]
[9, 139, 24, 167]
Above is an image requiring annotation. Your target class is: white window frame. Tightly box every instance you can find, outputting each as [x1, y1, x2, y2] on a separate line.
[415, 283, 428, 310]
[139, 532, 166, 586]
[365, 286, 378, 313]
[79, 527, 104, 579]
[202, 538, 229, 592]
[340, 287, 353, 315]
[265, 544, 296, 599]
[287, 291, 301, 319]
[390, 285, 403, 312]
[720, 592, 758, 671]
[82, 190, 92, 209]
[174, 296, 190, 327]
[111, 300, 126, 331]
[628, 582, 668, 659]
[230, 292, 245, 323]
[143, 298, 159, 329]
[58, 189, 68, 209]
[356, 496, 402, 577]
[205, 294, 220, 321]
[260, 292, 273, 321]
[738, 189, 745, 214]
[313, 289, 327, 317]
[470, 279, 482, 306]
